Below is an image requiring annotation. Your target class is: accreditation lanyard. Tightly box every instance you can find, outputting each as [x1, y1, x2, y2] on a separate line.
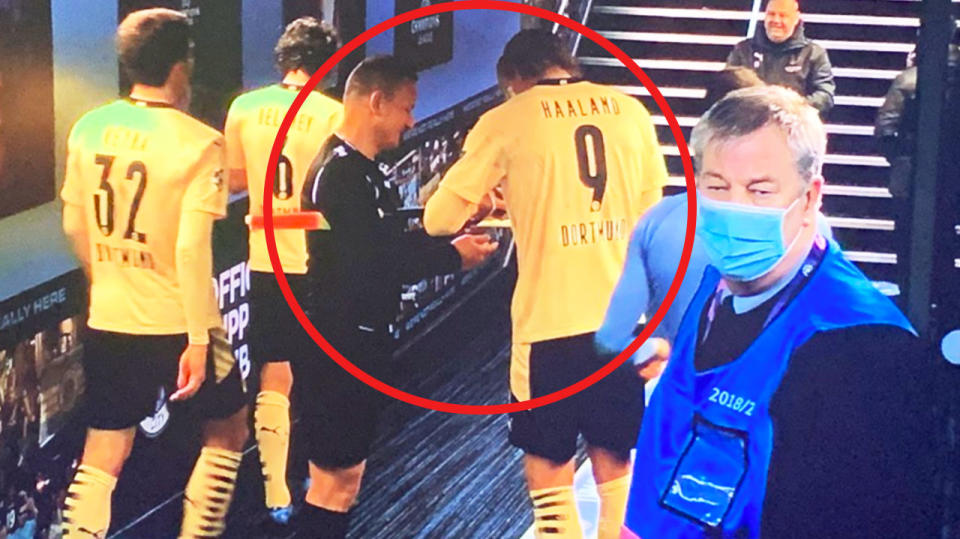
[702, 235, 828, 343]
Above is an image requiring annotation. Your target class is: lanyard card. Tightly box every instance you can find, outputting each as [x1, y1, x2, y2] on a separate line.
[660, 414, 750, 529]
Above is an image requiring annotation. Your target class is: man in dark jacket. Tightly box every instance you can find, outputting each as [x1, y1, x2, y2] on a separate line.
[875, 26, 959, 300]
[726, 0, 835, 116]
[875, 41, 959, 197]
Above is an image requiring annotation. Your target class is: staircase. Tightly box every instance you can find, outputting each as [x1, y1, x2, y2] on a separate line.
[577, 0, 959, 287]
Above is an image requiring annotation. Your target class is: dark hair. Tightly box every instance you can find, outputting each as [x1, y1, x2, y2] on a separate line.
[496, 29, 579, 82]
[703, 67, 765, 108]
[344, 55, 418, 98]
[274, 17, 339, 75]
[116, 8, 191, 87]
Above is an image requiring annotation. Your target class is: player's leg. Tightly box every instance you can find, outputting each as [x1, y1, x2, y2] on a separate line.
[63, 428, 135, 538]
[63, 330, 161, 538]
[509, 342, 583, 539]
[523, 455, 582, 539]
[585, 447, 632, 539]
[256, 361, 294, 513]
[179, 330, 249, 538]
[249, 271, 300, 518]
[579, 334, 645, 539]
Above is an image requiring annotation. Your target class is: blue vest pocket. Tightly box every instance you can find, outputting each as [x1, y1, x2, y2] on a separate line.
[659, 415, 750, 529]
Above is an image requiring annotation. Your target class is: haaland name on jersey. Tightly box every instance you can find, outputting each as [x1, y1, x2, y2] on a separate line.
[560, 218, 629, 247]
[539, 95, 623, 120]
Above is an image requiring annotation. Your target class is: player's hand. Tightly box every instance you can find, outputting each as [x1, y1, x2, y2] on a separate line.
[170, 343, 208, 401]
[452, 234, 499, 271]
[636, 337, 670, 381]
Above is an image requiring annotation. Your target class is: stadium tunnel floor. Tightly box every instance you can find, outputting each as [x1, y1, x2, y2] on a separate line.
[119, 269, 537, 538]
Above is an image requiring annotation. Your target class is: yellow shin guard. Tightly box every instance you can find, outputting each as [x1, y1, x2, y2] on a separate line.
[63, 464, 117, 538]
[254, 390, 292, 508]
[180, 446, 242, 538]
[530, 485, 583, 538]
[596, 474, 632, 539]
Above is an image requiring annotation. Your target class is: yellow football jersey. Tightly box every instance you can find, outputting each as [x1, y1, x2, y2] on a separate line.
[61, 99, 226, 335]
[438, 80, 667, 344]
[225, 85, 342, 274]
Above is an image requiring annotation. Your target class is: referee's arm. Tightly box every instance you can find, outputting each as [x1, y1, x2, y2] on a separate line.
[393, 228, 462, 282]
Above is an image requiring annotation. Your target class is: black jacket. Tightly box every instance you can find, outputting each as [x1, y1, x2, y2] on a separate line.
[301, 135, 461, 339]
[875, 46, 959, 197]
[726, 23, 836, 115]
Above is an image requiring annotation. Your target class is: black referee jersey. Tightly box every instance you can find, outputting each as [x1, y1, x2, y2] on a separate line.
[301, 135, 461, 340]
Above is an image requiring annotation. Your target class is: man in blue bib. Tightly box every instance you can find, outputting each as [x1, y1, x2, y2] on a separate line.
[623, 86, 936, 538]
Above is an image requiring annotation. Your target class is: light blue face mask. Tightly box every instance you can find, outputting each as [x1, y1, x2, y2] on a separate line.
[695, 193, 803, 282]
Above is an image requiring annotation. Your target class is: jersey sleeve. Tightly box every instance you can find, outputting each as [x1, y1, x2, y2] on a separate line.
[60, 123, 86, 207]
[435, 113, 506, 204]
[182, 136, 228, 218]
[223, 99, 246, 173]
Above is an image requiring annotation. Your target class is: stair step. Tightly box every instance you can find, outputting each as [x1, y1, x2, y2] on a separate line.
[593, 0, 920, 18]
[580, 0, 936, 280]
[580, 56, 903, 80]
[591, 5, 921, 27]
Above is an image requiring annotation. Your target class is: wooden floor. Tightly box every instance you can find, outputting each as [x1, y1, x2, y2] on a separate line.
[120, 270, 533, 538]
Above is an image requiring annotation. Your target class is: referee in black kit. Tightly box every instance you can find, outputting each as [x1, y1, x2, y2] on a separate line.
[294, 55, 498, 537]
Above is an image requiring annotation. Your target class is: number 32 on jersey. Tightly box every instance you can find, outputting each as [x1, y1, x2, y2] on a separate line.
[92, 153, 148, 243]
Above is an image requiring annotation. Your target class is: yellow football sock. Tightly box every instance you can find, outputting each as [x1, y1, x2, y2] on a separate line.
[596, 474, 632, 539]
[63, 464, 117, 538]
[530, 485, 583, 538]
[255, 390, 292, 508]
[180, 446, 242, 538]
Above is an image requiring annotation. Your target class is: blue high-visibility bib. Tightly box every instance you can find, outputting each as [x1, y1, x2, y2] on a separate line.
[624, 238, 913, 538]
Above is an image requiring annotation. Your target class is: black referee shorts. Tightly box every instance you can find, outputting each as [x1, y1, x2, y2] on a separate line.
[508, 332, 644, 463]
[292, 326, 392, 470]
[249, 270, 311, 365]
[81, 327, 247, 431]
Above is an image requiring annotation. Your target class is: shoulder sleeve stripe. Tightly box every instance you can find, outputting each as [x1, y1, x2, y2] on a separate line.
[310, 166, 326, 205]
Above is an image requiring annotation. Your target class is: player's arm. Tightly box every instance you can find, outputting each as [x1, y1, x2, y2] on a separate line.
[423, 116, 506, 236]
[60, 134, 91, 278]
[223, 101, 247, 194]
[175, 211, 216, 346]
[171, 140, 228, 400]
